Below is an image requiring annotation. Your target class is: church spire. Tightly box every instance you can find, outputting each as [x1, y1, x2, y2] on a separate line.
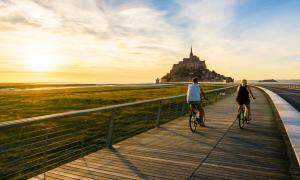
[189, 45, 193, 58]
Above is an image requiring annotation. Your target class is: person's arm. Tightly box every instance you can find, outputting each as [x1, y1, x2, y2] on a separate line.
[236, 85, 240, 102]
[200, 87, 208, 100]
[247, 86, 256, 99]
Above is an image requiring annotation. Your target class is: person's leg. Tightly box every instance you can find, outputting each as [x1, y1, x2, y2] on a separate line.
[189, 103, 195, 114]
[237, 104, 243, 118]
[189, 103, 192, 113]
[199, 106, 205, 125]
[246, 104, 251, 120]
[190, 103, 198, 118]
[238, 104, 243, 113]
[199, 106, 204, 117]
[195, 104, 201, 119]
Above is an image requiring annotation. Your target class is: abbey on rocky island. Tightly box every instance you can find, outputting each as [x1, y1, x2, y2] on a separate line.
[161, 47, 234, 83]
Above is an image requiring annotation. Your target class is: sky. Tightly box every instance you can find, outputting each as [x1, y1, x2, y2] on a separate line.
[0, 0, 299, 83]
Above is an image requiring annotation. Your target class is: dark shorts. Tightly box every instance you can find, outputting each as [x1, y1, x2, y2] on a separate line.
[237, 99, 250, 105]
[188, 101, 202, 111]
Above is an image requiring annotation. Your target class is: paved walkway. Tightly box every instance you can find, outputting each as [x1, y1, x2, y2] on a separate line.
[262, 86, 300, 111]
[33, 89, 291, 179]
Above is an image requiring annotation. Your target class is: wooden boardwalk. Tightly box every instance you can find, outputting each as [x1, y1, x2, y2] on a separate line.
[33, 89, 291, 179]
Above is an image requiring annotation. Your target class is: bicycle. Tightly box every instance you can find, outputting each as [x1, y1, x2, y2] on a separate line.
[237, 104, 250, 129]
[189, 103, 205, 132]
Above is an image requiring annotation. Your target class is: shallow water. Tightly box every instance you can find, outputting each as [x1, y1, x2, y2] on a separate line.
[0, 83, 174, 91]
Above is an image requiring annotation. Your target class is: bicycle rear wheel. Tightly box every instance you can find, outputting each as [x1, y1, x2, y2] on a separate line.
[189, 112, 197, 132]
[238, 113, 245, 129]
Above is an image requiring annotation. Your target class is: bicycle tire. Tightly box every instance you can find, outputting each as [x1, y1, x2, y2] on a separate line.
[238, 112, 245, 129]
[189, 112, 197, 132]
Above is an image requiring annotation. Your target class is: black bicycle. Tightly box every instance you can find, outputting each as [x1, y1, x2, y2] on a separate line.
[237, 105, 250, 129]
[189, 104, 205, 132]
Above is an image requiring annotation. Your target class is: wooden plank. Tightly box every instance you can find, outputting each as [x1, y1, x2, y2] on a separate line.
[54, 165, 137, 180]
[45, 172, 78, 180]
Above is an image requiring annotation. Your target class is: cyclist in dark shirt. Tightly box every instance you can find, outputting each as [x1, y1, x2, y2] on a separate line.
[236, 79, 256, 120]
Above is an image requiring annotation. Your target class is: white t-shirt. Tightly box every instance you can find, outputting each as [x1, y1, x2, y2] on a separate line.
[187, 83, 202, 102]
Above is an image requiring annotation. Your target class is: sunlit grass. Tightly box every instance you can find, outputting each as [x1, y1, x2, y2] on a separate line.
[0, 84, 217, 122]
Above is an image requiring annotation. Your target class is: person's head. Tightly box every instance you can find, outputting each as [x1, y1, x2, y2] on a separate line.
[192, 77, 198, 84]
[241, 79, 247, 86]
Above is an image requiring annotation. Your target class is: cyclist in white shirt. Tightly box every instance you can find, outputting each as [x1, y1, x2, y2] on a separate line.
[187, 78, 208, 123]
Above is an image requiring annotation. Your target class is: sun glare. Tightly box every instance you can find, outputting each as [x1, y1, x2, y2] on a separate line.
[26, 51, 56, 72]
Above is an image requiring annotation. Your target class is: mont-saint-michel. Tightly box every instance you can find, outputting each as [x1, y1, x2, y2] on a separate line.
[161, 47, 234, 83]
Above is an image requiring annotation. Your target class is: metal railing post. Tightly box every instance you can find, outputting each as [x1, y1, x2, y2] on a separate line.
[181, 101, 186, 116]
[168, 102, 172, 118]
[156, 101, 162, 128]
[81, 119, 87, 156]
[17, 128, 23, 179]
[144, 104, 149, 130]
[43, 127, 49, 180]
[214, 92, 218, 102]
[106, 110, 115, 148]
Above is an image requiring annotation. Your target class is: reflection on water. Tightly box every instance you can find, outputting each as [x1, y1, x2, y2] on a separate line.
[0, 84, 174, 91]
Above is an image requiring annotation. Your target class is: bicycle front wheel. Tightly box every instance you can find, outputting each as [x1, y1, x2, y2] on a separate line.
[189, 112, 197, 132]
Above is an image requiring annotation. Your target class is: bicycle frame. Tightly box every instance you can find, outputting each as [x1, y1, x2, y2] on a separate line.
[189, 103, 205, 132]
[189, 104, 199, 114]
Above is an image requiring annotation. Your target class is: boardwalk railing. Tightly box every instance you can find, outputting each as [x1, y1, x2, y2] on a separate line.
[0, 85, 236, 179]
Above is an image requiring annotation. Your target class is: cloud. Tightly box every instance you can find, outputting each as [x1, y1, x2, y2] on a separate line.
[0, 0, 188, 74]
[171, 0, 300, 79]
[0, 0, 299, 82]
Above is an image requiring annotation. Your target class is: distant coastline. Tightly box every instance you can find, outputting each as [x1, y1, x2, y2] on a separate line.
[235, 79, 300, 84]
[258, 79, 277, 82]
[1, 79, 300, 91]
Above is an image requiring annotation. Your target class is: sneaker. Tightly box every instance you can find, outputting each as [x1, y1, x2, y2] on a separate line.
[199, 117, 205, 126]
[200, 121, 205, 127]
[248, 115, 252, 121]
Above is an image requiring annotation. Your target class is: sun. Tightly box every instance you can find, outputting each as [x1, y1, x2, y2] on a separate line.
[26, 52, 55, 72]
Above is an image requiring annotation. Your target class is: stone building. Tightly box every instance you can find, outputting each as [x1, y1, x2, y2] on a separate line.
[161, 47, 234, 83]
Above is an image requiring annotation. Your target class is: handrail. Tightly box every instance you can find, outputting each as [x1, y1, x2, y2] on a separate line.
[0, 85, 236, 130]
